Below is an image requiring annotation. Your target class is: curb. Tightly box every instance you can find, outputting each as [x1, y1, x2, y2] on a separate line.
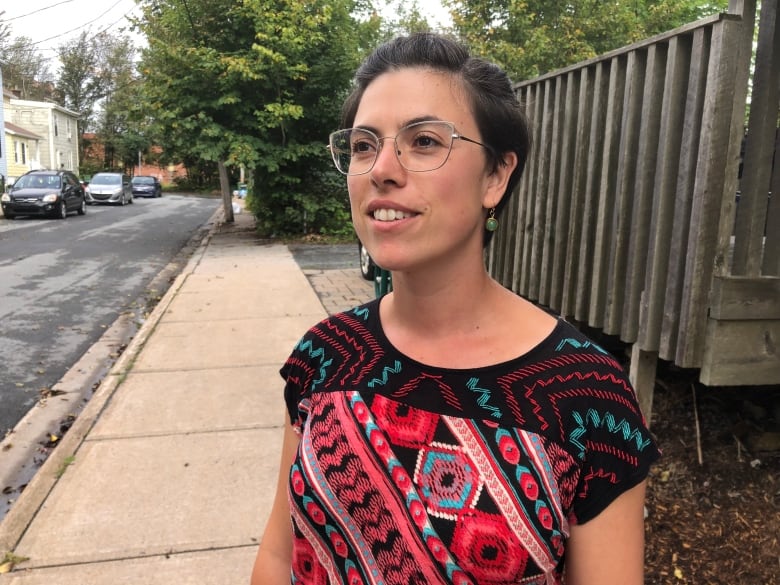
[0, 202, 227, 553]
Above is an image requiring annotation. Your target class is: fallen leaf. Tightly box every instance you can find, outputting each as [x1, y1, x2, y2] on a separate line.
[674, 567, 684, 579]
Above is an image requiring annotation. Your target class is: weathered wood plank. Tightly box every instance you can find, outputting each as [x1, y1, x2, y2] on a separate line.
[538, 76, 566, 306]
[677, 13, 754, 367]
[519, 84, 544, 297]
[622, 44, 666, 343]
[659, 27, 711, 360]
[639, 36, 692, 353]
[709, 276, 780, 319]
[764, 133, 780, 276]
[529, 78, 555, 302]
[700, 318, 780, 385]
[561, 68, 593, 317]
[732, 0, 779, 276]
[574, 61, 609, 323]
[604, 51, 645, 335]
[589, 56, 626, 329]
[549, 71, 579, 312]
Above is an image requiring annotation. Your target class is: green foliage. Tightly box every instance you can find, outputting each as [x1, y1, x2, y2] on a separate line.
[0, 34, 54, 99]
[135, 0, 377, 236]
[446, 0, 729, 80]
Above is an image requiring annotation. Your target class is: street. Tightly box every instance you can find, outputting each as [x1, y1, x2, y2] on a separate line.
[0, 194, 220, 434]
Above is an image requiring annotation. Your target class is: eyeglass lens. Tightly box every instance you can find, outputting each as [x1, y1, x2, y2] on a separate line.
[330, 121, 456, 175]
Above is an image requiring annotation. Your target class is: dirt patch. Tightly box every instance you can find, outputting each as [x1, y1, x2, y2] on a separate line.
[644, 366, 780, 584]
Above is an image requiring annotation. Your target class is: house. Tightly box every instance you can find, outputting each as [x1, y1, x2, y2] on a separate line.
[4, 121, 43, 179]
[5, 94, 80, 174]
[0, 66, 7, 189]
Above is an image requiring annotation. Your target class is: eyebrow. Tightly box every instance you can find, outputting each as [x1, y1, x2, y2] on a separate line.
[354, 115, 446, 135]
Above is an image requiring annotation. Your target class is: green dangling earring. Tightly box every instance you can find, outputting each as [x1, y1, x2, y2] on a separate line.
[485, 208, 499, 232]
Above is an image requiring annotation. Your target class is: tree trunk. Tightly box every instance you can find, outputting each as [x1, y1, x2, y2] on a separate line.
[218, 160, 234, 223]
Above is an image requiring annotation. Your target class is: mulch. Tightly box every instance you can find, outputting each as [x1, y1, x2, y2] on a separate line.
[643, 365, 780, 584]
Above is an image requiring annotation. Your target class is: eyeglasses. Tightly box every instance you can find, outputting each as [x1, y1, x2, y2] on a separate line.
[328, 120, 490, 176]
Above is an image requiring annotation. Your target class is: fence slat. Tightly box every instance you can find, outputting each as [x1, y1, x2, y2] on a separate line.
[549, 72, 580, 312]
[589, 56, 627, 329]
[677, 14, 752, 367]
[604, 51, 645, 335]
[660, 28, 711, 360]
[638, 36, 692, 352]
[621, 45, 667, 343]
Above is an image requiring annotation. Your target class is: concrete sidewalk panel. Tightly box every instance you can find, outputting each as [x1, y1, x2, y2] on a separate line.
[129, 316, 317, 372]
[13, 428, 277, 568]
[4, 545, 257, 584]
[90, 366, 286, 439]
[160, 286, 323, 322]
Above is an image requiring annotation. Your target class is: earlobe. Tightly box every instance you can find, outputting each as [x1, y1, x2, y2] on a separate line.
[482, 151, 518, 209]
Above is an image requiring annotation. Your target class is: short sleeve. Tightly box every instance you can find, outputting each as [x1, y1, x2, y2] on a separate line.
[568, 374, 661, 525]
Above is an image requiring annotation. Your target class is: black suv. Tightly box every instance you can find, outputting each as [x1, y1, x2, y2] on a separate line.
[1, 169, 87, 219]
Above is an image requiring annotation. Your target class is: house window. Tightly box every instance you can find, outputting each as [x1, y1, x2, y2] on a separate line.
[14, 141, 19, 163]
[54, 114, 59, 137]
[21, 143, 27, 164]
[67, 118, 72, 139]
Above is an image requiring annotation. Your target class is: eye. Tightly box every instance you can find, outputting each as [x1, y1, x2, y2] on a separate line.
[412, 133, 440, 148]
[351, 134, 377, 155]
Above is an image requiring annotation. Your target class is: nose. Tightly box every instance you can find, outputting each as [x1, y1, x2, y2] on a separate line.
[371, 137, 403, 175]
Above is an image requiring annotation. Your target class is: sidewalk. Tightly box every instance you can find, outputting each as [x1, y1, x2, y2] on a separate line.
[0, 205, 373, 583]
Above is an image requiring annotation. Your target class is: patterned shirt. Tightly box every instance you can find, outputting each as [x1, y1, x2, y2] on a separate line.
[282, 299, 660, 584]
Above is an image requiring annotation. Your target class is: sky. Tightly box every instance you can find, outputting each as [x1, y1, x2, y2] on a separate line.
[2, 0, 453, 67]
[2, 0, 141, 57]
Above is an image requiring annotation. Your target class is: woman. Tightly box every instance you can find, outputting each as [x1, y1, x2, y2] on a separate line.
[252, 32, 660, 585]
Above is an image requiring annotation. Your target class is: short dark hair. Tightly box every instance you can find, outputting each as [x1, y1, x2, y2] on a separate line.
[341, 33, 531, 243]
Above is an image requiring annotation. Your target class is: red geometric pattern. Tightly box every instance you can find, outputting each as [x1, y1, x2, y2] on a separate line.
[282, 300, 661, 584]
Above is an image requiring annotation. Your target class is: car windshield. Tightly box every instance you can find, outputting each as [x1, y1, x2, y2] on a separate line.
[132, 177, 155, 185]
[91, 174, 121, 185]
[14, 175, 61, 189]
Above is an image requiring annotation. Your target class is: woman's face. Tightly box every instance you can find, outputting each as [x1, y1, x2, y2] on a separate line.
[348, 67, 512, 277]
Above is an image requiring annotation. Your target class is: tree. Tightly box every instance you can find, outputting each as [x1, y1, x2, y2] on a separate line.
[0, 34, 54, 100]
[135, 0, 379, 232]
[445, 0, 730, 80]
[94, 34, 138, 170]
[54, 31, 107, 164]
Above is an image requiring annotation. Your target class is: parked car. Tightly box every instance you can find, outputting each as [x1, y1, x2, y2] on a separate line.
[1, 169, 87, 219]
[359, 240, 376, 280]
[131, 175, 162, 198]
[85, 172, 133, 205]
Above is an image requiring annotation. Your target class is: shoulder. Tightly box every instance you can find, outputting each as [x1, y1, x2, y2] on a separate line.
[282, 299, 386, 392]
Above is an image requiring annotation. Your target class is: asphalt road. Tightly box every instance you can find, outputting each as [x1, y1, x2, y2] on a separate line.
[0, 194, 221, 433]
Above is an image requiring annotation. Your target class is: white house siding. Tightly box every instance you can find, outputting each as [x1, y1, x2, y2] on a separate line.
[0, 67, 7, 185]
[7, 99, 80, 173]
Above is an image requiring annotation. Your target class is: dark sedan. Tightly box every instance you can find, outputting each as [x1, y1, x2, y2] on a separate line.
[1, 170, 87, 219]
[131, 175, 162, 198]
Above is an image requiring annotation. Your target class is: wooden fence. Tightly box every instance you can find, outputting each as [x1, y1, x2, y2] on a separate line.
[487, 0, 779, 416]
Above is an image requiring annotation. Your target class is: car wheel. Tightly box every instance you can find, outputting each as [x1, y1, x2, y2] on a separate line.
[359, 242, 375, 281]
[3, 210, 14, 220]
[119, 193, 126, 206]
[129, 194, 134, 204]
[78, 198, 86, 215]
[56, 200, 67, 219]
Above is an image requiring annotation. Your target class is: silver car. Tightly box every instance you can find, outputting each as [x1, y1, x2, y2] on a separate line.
[85, 173, 133, 205]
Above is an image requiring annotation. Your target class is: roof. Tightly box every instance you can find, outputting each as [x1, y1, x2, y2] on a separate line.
[8, 98, 81, 118]
[4, 121, 42, 140]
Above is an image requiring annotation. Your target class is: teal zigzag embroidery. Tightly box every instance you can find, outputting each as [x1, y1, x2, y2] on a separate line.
[367, 360, 402, 388]
[352, 307, 370, 321]
[466, 377, 502, 419]
[297, 339, 333, 391]
[569, 409, 653, 459]
[555, 337, 608, 354]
